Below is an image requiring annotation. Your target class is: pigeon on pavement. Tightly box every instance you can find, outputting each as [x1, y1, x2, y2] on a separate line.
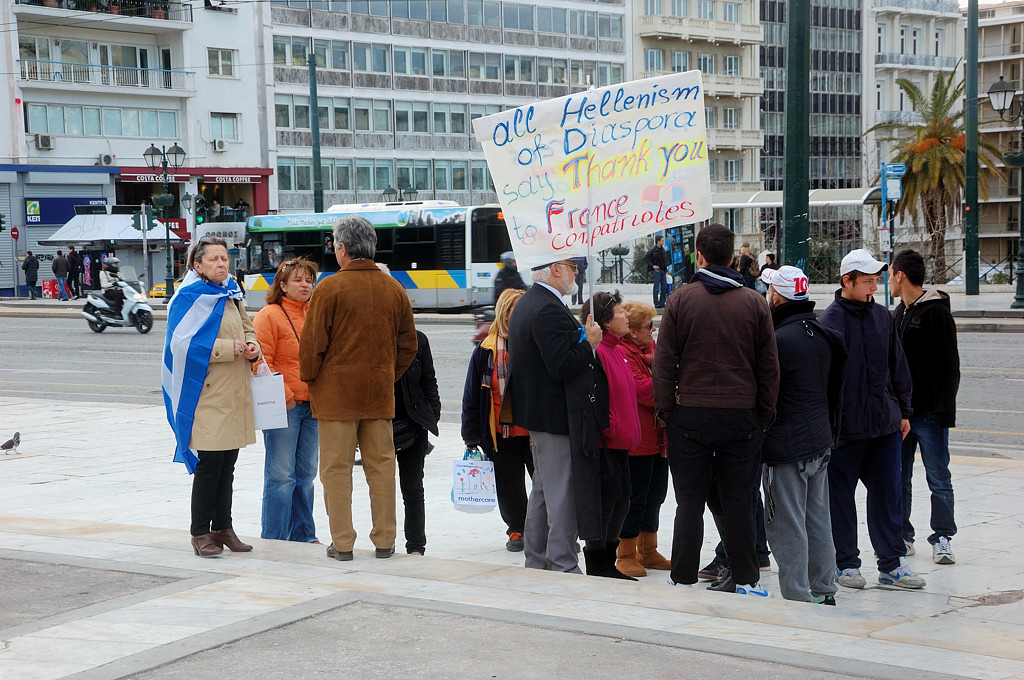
[1, 432, 20, 455]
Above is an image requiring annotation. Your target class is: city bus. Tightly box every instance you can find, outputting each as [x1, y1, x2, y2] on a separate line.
[242, 201, 512, 310]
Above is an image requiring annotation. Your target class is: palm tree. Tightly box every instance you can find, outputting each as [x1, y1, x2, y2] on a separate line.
[868, 69, 1003, 278]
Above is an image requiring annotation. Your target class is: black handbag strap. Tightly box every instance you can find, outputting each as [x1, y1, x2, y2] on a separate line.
[278, 303, 300, 342]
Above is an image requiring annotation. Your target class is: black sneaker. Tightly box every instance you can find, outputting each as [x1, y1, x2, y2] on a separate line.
[697, 560, 728, 581]
[815, 595, 837, 606]
[326, 544, 353, 561]
[707, 568, 735, 593]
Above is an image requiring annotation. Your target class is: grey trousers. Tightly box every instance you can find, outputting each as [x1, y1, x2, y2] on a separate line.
[763, 450, 837, 602]
[524, 431, 581, 574]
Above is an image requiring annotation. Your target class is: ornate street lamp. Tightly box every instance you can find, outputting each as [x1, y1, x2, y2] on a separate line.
[143, 142, 187, 300]
[401, 186, 418, 202]
[382, 186, 398, 202]
[988, 76, 1024, 308]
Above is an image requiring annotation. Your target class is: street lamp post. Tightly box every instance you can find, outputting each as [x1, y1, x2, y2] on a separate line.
[143, 142, 186, 299]
[987, 76, 1024, 308]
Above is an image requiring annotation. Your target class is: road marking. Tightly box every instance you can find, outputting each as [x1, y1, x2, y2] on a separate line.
[962, 369, 1024, 376]
[956, 428, 1024, 437]
[2, 369, 104, 375]
[0, 380, 156, 390]
[959, 408, 1024, 414]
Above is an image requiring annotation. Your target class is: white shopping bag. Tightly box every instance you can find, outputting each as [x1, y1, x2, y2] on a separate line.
[451, 449, 497, 514]
[251, 359, 288, 431]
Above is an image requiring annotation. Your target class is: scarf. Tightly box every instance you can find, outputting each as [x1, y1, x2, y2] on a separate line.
[161, 270, 245, 474]
[495, 334, 513, 438]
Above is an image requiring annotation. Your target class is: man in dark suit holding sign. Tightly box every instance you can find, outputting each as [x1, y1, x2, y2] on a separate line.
[508, 257, 602, 573]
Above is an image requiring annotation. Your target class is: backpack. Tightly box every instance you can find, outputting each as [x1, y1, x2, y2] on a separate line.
[747, 256, 761, 279]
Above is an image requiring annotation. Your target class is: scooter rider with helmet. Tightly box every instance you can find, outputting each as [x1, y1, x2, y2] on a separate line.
[100, 257, 125, 316]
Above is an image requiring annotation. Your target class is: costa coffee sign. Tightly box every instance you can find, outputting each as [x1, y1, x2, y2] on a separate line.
[120, 173, 190, 183]
[203, 175, 261, 184]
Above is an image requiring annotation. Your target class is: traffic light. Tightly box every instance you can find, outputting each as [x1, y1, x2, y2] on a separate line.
[131, 206, 157, 231]
[195, 195, 207, 225]
[0, 212, 5, 232]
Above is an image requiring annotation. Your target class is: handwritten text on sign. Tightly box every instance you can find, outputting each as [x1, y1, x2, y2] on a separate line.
[472, 71, 712, 269]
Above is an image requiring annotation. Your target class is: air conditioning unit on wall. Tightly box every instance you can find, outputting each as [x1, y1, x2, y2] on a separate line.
[97, 153, 114, 166]
[212, 139, 228, 152]
[35, 134, 56, 151]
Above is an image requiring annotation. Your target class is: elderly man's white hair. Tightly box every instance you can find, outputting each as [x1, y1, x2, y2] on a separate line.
[531, 265, 554, 284]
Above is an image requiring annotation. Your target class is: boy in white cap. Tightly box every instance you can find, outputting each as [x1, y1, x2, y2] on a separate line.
[760, 266, 847, 603]
[818, 249, 924, 589]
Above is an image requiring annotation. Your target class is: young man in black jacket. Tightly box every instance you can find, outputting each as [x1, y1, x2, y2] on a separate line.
[761, 266, 846, 603]
[644, 236, 669, 308]
[891, 249, 959, 565]
[819, 249, 924, 590]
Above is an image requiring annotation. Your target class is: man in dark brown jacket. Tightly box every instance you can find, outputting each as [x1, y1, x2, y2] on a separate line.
[653, 223, 779, 596]
[299, 215, 417, 562]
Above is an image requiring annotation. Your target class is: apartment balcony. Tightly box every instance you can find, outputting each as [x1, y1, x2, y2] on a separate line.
[13, 0, 193, 33]
[18, 60, 196, 97]
[711, 181, 764, 192]
[874, 110, 925, 125]
[875, 53, 958, 69]
[704, 73, 763, 98]
[707, 128, 764, 150]
[636, 14, 761, 46]
[872, 0, 961, 16]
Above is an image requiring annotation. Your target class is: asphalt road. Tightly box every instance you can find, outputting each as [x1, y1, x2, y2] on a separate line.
[1, 317, 1022, 459]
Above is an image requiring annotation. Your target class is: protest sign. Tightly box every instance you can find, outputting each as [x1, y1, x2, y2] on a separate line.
[472, 71, 712, 270]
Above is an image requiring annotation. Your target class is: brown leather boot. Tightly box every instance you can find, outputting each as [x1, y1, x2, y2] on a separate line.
[638, 531, 672, 570]
[191, 533, 224, 557]
[615, 536, 647, 577]
[212, 528, 253, 552]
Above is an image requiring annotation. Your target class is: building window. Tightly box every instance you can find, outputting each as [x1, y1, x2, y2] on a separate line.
[353, 43, 390, 73]
[672, 0, 687, 17]
[876, 81, 884, 109]
[211, 113, 238, 140]
[724, 55, 740, 76]
[723, 107, 739, 130]
[671, 51, 689, 72]
[432, 49, 466, 77]
[469, 52, 502, 80]
[707, 159, 716, 182]
[644, 0, 661, 14]
[505, 55, 536, 82]
[725, 159, 741, 182]
[394, 47, 428, 75]
[723, 2, 738, 22]
[537, 58, 567, 84]
[705, 107, 716, 128]
[645, 49, 663, 72]
[278, 158, 294, 190]
[698, 0, 714, 20]
[503, 3, 533, 30]
[27, 103, 174, 138]
[899, 25, 907, 53]
[934, 28, 943, 57]
[471, 160, 491, 190]
[537, 7, 566, 33]
[395, 101, 430, 133]
[208, 49, 236, 77]
[698, 53, 715, 74]
[598, 14, 622, 39]
[432, 102, 467, 134]
[877, 24, 886, 53]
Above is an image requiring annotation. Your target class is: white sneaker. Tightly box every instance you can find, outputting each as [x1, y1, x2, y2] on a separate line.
[878, 557, 926, 589]
[666, 577, 692, 588]
[837, 567, 866, 589]
[932, 537, 955, 565]
[735, 582, 773, 597]
[904, 540, 916, 556]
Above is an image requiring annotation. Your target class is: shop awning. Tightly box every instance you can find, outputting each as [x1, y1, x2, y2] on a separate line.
[36, 213, 184, 247]
[711, 187, 883, 209]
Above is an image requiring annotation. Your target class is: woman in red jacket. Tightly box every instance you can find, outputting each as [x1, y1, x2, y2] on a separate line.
[580, 291, 641, 579]
[615, 301, 671, 577]
[253, 257, 319, 543]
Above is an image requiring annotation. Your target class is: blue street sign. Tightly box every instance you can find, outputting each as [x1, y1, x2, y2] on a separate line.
[884, 162, 907, 176]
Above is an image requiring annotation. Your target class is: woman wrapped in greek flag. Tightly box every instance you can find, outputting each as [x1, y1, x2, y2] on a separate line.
[162, 235, 262, 558]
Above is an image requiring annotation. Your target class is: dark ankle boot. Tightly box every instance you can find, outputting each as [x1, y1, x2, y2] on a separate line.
[191, 533, 223, 557]
[604, 542, 639, 581]
[212, 528, 253, 552]
[583, 546, 607, 577]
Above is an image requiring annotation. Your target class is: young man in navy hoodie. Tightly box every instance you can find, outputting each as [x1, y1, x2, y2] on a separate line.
[891, 249, 959, 565]
[819, 249, 924, 589]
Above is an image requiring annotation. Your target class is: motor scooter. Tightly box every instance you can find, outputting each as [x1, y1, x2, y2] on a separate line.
[81, 280, 154, 334]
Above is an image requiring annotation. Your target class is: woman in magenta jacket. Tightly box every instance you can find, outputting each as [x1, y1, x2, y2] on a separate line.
[615, 301, 671, 577]
[580, 291, 642, 580]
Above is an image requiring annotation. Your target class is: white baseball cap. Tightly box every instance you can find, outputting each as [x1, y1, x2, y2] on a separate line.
[840, 249, 887, 277]
[761, 265, 809, 301]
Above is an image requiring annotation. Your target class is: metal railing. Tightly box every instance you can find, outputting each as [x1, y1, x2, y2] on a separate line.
[873, 0, 960, 14]
[18, 59, 196, 91]
[875, 53, 958, 69]
[874, 110, 925, 125]
[14, 0, 193, 22]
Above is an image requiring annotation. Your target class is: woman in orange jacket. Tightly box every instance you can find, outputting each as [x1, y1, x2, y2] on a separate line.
[253, 257, 320, 542]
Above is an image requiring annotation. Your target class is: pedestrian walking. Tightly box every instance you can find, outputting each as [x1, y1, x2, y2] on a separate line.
[394, 330, 441, 555]
[21, 251, 40, 299]
[299, 215, 417, 562]
[492, 251, 526, 305]
[462, 287, 534, 552]
[580, 291, 642, 580]
[67, 245, 83, 298]
[162, 236, 262, 558]
[891, 249, 960, 565]
[653, 223, 779, 597]
[51, 250, 70, 300]
[760, 265, 847, 603]
[615, 301, 672, 578]
[507, 257, 603, 573]
[252, 257, 320, 544]
[818, 248, 925, 590]
[643, 236, 669, 308]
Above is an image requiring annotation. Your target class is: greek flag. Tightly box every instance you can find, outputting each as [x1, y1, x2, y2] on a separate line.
[161, 271, 244, 473]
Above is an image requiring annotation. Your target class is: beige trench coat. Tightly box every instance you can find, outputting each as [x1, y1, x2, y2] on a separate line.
[189, 298, 261, 451]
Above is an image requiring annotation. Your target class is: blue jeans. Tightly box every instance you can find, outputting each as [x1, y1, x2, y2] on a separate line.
[261, 402, 319, 542]
[56, 277, 69, 300]
[901, 414, 956, 545]
[652, 269, 667, 307]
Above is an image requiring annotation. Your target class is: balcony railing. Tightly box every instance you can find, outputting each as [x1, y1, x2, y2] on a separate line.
[636, 15, 762, 45]
[19, 60, 196, 92]
[875, 110, 925, 125]
[875, 53, 958, 68]
[873, 0, 960, 14]
[14, 0, 193, 22]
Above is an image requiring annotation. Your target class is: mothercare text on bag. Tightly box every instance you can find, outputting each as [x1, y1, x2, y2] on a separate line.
[451, 449, 497, 513]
